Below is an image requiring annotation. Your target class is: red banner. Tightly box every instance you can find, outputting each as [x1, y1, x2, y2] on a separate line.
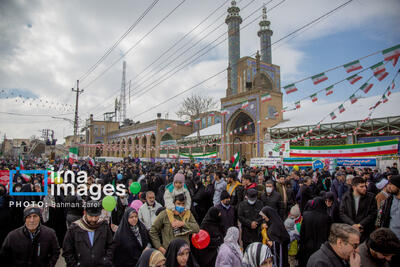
[0, 170, 9, 186]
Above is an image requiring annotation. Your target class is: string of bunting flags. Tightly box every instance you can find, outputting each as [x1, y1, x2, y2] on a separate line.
[280, 43, 400, 96]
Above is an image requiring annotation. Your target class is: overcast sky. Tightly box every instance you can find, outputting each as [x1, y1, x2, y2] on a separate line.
[1, 0, 399, 142]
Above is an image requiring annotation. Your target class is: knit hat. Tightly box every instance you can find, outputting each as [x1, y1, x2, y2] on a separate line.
[220, 190, 230, 201]
[173, 173, 185, 183]
[23, 205, 42, 221]
[247, 188, 258, 201]
[389, 175, 400, 189]
[376, 179, 388, 190]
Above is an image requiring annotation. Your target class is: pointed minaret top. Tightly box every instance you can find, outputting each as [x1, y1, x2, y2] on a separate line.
[259, 4, 271, 30]
[262, 4, 267, 20]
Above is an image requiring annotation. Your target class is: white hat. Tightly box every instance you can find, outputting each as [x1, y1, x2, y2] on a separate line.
[376, 179, 388, 190]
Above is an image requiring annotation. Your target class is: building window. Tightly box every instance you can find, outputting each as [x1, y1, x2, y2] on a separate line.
[94, 126, 98, 136]
[101, 126, 105, 136]
[208, 116, 212, 127]
[202, 117, 207, 129]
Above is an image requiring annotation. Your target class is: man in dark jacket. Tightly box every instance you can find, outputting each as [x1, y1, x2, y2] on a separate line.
[216, 190, 236, 230]
[339, 176, 377, 242]
[307, 223, 360, 267]
[0, 205, 60, 267]
[299, 177, 315, 213]
[377, 175, 400, 241]
[63, 200, 113, 267]
[261, 180, 284, 219]
[226, 172, 244, 208]
[238, 188, 263, 251]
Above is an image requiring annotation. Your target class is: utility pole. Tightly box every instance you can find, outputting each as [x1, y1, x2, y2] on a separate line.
[72, 80, 84, 144]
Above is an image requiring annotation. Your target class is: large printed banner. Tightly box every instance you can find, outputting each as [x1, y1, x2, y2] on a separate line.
[283, 158, 313, 167]
[336, 158, 377, 167]
[290, 139, 398, 158]
[250, 158, 281, 167]
[179, 151, 218, 159]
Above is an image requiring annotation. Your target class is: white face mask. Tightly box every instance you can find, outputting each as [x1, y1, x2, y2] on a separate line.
[248, 199, 256, 205]
[266, 187, 273, 194]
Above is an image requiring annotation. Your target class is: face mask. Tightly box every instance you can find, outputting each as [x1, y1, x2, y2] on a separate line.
[221, 203, 230, 209]
[16, 187, 21, 192]
[175, 206, 185, 213]
[266, 187, 273, 194]
[248, 199, 256, 205]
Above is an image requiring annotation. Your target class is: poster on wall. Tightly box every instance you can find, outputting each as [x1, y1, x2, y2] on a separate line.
[336, 158, 377, 167]
[264, 141, 290, 158]
[250, 158, 281, 167]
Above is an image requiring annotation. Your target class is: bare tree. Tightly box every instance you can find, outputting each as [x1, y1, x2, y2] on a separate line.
[176, 93, 217, 142]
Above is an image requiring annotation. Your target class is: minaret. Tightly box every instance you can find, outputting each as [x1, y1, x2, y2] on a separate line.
[257, 5, 273, 64]
[225, 1, 242, 95]
[226, 64, 232, 96]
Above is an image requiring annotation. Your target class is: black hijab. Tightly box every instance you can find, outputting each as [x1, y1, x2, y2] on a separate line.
[135, 248, 164, 267]
[165, 238, 199, 267]
[260, 206, 290, 245]
[114, 207, 148, 250]
[201, 206, 221, 226]
[308, 197, 327, 213]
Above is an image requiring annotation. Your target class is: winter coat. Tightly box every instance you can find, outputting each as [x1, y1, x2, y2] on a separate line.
[215, 203, 237, 230]
[376, 195, 394, 228]
[226, 181, 244, 207]
[163, 183, 191, 210]
[339, 190, 377, 242]
[238, 199, 263, 245]
[306, 242, 347, 267]
[138, 201, 163, 230]
[149, 209, 199, 250]
[213, 179, 227, 206]
[261, 190, 284, 219]
[298, 198, 331, 267]
[62, 220, 113, 267]
[215, 243, 243, 267]
[299, 185, 315, 213]
[192, 183, 212, 224]
[0, 225, 60, 267]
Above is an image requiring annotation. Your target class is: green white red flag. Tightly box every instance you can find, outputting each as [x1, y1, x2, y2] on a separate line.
[261, 93, 272, 102]
[184, 121, 191, 126]
[325, 86, 333, 96]
[339, 104, 345, 113]
[371, 62, 386, 76]
[343, 60, 362, 73]
[311, 72, 328, 85]
[232, 152, 240, 170]
[284, 84, 298, 94]
[310, 93, 318, 102]
[350, 94, 357, 104]
[19, 156, 24, 169]
[295, 101, 301, 109]
[375, 71, 388, 82]
[382, 94, 388, 103]
[361, 83, 373, 94]
[347, 74, 362, 85]
[382, 44, 400, 67]
[330, 112, 337, 120]
[221, 109, 228, 115]
[68, 147, 78, 164]
[241, 100, 249, 109]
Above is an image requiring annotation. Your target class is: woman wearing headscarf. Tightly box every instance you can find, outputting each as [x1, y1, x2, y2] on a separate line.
[165, 238, 199, 267]
[195, 207, 225, 267]
[243, 242, 274, 267]
[259, 206, 290, 267]
[112, 207, 150, 267]
[298, 197, 331, 267]
[135, 248, 166, 267]
[324, 192, 341, 223]
[215, 227, 243, 267]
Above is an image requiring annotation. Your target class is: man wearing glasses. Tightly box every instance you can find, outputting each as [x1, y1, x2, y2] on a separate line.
[307, 223, 361, 267]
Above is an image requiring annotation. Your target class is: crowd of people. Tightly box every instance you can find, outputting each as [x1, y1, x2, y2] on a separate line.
[0, 157, 399, 267]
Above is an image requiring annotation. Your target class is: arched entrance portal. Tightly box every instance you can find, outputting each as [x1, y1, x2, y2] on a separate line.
[227, 111, 256, 161]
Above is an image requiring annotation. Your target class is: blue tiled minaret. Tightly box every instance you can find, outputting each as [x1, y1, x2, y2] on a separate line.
[258, 5, 273, 64]
[225, 1, 242, 96]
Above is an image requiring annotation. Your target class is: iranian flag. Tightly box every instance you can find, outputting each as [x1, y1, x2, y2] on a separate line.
[166, 126, 172, 131]
[382, 94, 388, 103]
[290, 139, 398, 157]
[194, 118, 201, 123]
[283, 158, 313, 167]
[371, 62, 386, 76]
[330, 112, 337, 120]
[68, 147, 78, 164]
[295, 101, 301, 109]
[347, 74, 362, 85]
[350, 94, 357, 104]
[375, 71, 388, 82]
[382, 44, 400, 67]
[87, 156, 95, 167]
[392, 82, 396, 90]
[339, 104, 345, 113]
[311, 72, 328, 85]
[284, 84, 298, 94]
[343, 60, 363, 73]
[261, 93, 272, 102]
[325, 86, 334, 96]
[19, 156, 24, 170]
[208, 112, 215, 117]
[232, 152, 240, 170]
[310, 93, 318, 102]
[221, 109, 228, 115]
[241, 100, 249, 109]
[184, 121, 191, 126]
[361, 83, 373, 94]
[274, 111, 279, 117]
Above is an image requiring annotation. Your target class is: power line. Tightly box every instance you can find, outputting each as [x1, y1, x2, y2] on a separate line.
[79, 0, 160, 82]
[130, 0, 355, 119]
[81, 0, 187, 90]
[0, 112, 74, 117]
[90, 0, 277, 117]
